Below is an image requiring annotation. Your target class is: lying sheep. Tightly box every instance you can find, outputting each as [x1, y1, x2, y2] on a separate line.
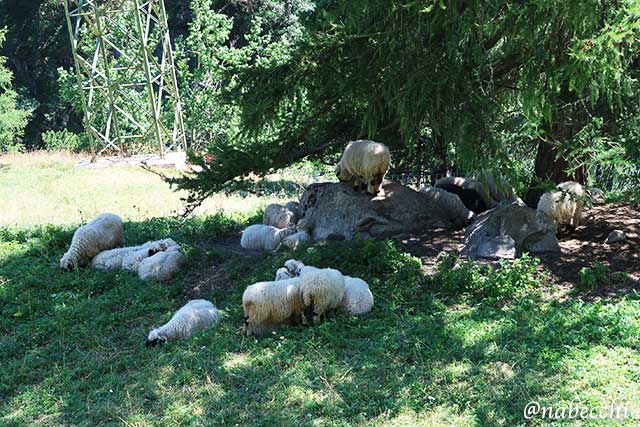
[138, 244, 186, 282]
[241, 224, 296, 251]
[60, 213, 124, 270]
[434, 177, 494, 213]
[263, 203, 298, 229]
[285, 201, 300, 219]
[242, 277, 304, 337]
[279, 230, 312, 251]
[145, 299, 220, 346]
[342, 276, 374, 315]
[336, 140, 391, 195]
[298, 266, 346, 324]
[476, 171, 515, 203]
[418, 186, 475, 228]
[90, 238, 177, 271]
[537, 181, 585, 231]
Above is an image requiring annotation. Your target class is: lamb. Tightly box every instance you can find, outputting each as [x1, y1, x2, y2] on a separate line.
[537, 181, 585, 231]
[418, 186, 475, 228]
[335, 140, 391, 195]
[240, 224, 296, 251]
[341, 276, 374, 315]
[434, 177, 494, 213]
[90, 238, 177, 271]
[60, 213, 124, 270]
[138, 244, 186, 282]
[145, 299, 221, 346]
[263, 203, 298, 228]
[242, 277, 304, 337]
[298, 266, 346, 324]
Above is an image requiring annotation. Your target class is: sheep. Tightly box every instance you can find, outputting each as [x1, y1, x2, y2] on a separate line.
[341, 276, 374, 315]
[275, 267, 293, 281]
[240, 224, 296, 251]
[434, 177, 494, 213]
[145, 299, 221, 346]
[263, 203, 297, 228]
[298, 267, 346, 324]
[335, 140, 391, 195]
[60, 213, 124, 270]
[475, 171, 515, 203]
[418, 186, 475, 228]
[242, 277, 304, 337]
[279, 230, 312, 251]
[90, 238, 177, 271]
[138, 244, 186, 282]
[537, 181, 585, 231]
[285, 201, 300, 219]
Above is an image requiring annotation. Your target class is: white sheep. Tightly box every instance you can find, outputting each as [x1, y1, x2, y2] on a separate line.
[434, 176, 494, 213]
[298, 267, 346, 324]
[418, 186, 475, 228]
[336, 140, 391, 195]
[279, 230, 312, 251]
[285, 201, 300, 219]
[537, 181, 585, 230]
[475, 171, 515, 203]
[145, 299, 221, 346]
[341, 276, 374, 315]
[263, 203, 297, 229]
[242, 277, 304, 337]
[240, 224, 296, 251]
[90, 238, 177, 271]
[60, 213, 124, 270]
[138, 244, 186, 282]
[275, 267, 293, 281]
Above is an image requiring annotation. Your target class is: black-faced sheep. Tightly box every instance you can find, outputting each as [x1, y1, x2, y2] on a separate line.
[263, 203, 298, 229]
[335, 140, 391, 195]
[242, 277, 304, 338]
[537, 181, 585, 231]
[145, 299, 220, 346]
[241, 224, 296, 251]
[60, 213, 124, 270]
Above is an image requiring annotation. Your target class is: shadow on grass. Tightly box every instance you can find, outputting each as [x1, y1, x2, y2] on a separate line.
[1, 222, 640, 426]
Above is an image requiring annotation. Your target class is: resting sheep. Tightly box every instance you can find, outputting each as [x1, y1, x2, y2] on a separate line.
[145, 299, 220, 346]
[279, 230, 312, 251]
[138, 244, 186, 282]
[242, 277, 304, 337]
[263, 203, 298, 228]
[418, 186, 475, 228]
[341, 276, 374, 315]
[434, 177, 494, 213]
[537, 181, 585, 231]
[475, 171, 515, 203]
[60, 213, 124, 270]
[241, 224, 296, 251]
[90, 238, 177, 271]
[336, 140, 391, 195]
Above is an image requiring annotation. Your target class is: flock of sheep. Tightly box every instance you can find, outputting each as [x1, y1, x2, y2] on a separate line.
[57, 139, 593, 344]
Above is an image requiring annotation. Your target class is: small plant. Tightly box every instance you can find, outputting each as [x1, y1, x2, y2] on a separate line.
[578, 261, 629, 289]
[42, 129, 92, 153]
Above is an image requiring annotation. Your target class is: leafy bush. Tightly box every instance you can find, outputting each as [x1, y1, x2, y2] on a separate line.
[433, 252, 545, 304]
[0, 28, 30, 152]
[578, 261, 630, 289]
[42, 129, 92, 153]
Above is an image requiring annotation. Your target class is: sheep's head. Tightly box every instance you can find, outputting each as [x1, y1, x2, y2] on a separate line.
[275, 267, 292, 281]
[284, 259, 304, 275]
[59, 253, 76, 271]
[145, 329, 167, 347]
[366, 174, 384, 195]
[335, 164, 352, 182]
[279, 227, 296, 241]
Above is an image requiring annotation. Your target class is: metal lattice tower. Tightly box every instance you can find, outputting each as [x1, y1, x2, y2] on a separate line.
[63, 0, 186, 157]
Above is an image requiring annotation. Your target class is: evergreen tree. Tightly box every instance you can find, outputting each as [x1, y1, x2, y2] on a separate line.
[0, 28, 30, 152]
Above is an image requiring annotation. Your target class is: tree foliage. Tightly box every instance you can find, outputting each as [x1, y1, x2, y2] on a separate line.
[0, 28, 30, 152]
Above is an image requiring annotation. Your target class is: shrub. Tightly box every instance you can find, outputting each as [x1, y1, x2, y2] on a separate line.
[578, 261, 630, 290]
[42, 129, 92, 153]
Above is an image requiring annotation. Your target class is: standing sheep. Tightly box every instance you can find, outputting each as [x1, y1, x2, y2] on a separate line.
[242, 277, 304, 337]
[145, 299, 221, 346]
[263, 203, 298, 228]
[60, 213, 124, 270]
[335, 140, 391, 195]
[537, 181, 585, 231]
[275, 267, 293, 281]
[241, 224, 296, 251]
[341, 276, 374, 315]
[298, 267, 346, 324]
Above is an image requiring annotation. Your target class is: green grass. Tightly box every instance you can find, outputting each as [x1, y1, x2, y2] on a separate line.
[2, 152, 640, 426]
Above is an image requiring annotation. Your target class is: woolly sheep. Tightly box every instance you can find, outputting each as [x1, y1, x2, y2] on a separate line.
[298, 267, 346, 324]
[341, 276, 374, 315]
[434, 177, 494, 213]
[138, 244, 186, 282]
[90, 238, 177, 271]
[145, 299, 220, 346]
[242, 277, 304, 337]
[475, 171, 515, 203]
[537, 181, 585, 231]
[263, 203, 297, 228]
[60, 213, 124, 270]
[336, 140, 391, 195]
[285, 201, 300, 219]
[241, 224, 296, 251]
[279, 230, 312, 251]
[418, 186, 475, 228]
[275, 267, 293, 281]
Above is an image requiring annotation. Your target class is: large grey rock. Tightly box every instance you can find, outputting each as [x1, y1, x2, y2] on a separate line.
[298, 180, 470, 241]
[462, 203, 560, 259]
[477, 235, 517, 259]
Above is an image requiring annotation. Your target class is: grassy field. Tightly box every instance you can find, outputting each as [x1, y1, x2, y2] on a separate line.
[1, 153, 640, 426]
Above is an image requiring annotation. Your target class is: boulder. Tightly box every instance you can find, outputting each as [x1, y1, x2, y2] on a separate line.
[605, 230, 627, 244]
[462, 202, 560, 259]
[298, 180, 469, 241]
